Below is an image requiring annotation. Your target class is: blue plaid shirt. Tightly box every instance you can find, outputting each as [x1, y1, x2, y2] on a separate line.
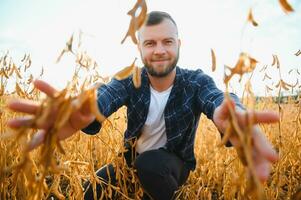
[82, 66, 243, 170]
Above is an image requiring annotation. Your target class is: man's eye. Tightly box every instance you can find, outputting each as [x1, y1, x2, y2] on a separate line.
[165, 40, 173, 45]
[145, 42, 153, 47]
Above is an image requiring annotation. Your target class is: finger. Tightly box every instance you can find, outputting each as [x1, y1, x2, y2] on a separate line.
[253, 126, 279, 163]
[27, 130, 46, 151]
[7, 116, 35, 128]
[218, 98, 236, 119]
[34, 79, 58, 98]
[253, 155, 270, 182]
[7, 99, 39, 114]
[252, 111, 279, 124]
[236, 110, 279, 125]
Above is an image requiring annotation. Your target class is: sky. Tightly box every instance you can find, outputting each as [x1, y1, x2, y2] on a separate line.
[0, 0, 300, 96]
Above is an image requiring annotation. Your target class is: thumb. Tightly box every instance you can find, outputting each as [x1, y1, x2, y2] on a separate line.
[216, 97, 236, 120]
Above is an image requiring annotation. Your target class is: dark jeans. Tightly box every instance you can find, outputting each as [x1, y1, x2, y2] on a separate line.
[84, 148, 190, 200]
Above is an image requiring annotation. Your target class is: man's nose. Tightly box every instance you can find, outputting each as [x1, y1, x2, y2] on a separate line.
[153, 43, 166, 55]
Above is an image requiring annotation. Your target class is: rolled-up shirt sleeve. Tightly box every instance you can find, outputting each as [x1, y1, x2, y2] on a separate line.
[196, 73, 224, 119]
[196, 73, 244, 119]
[81, 78, 130, 135]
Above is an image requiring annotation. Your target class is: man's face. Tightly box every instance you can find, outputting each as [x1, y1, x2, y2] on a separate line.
[138, 19, 181, 77]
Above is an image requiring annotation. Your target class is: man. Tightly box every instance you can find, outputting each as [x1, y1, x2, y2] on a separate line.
[8, 11, 279, 200]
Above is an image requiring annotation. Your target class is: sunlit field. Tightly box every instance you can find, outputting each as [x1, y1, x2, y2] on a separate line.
[1, 0, 301, 199]
[0, 86, 300, 199]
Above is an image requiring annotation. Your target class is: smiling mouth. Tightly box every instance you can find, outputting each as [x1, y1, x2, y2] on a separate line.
[152, 59, 169, 62]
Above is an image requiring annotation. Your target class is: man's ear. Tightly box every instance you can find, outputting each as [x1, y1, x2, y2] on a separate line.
[178, 39, 181, 47]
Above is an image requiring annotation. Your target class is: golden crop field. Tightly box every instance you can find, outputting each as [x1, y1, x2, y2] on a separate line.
[0, 50, 300, 200]
[0, 83, 300, 200]
[1, 0, 301, 199]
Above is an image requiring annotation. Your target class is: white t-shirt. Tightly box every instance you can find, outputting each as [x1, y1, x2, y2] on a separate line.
[136, 85, 173, 154]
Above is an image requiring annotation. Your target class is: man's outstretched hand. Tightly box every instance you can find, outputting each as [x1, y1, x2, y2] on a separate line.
[7, 80, 95, 150]
[213, 98, 279, 182]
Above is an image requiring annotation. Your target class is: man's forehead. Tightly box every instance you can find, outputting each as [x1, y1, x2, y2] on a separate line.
[138, 19, 178, 41]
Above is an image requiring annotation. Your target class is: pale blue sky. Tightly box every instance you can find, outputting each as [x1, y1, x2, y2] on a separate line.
[0, 0, 300, 96]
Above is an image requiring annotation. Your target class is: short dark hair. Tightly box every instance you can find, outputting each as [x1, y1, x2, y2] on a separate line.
[145, 11, 177, 29]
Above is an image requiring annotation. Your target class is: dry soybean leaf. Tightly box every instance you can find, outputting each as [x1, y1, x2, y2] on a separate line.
[66, 34, 74, 52]
[28, 86, 36, 95]
[245, 79, 254, 97]
[266, 85, 273, 92]
[15, 65, 22, 79]
[295, 49, 301, 56]
[27, 74, 33, 84]
[76, 52, 93, 69]
[272, 54, 280, 68]
[224, 52, 257, 84]
[114, 65, 134, 80]
[56, 49, 67, 63]
[16, 83, 25, 96]
[272, 54, 276, 66]
[121, 0, 147, 44]
[259, 65, 267, 72]
[50, 175, 65, 200]
[236, 146, 247, 166]
[24, 58, 31, 71]
[276, 58, 280, 69]
[21, 54, 27, 62]
[89, 88, 106, 123]
[219, 124, 234, 146]
[133, 66, 142, 88]
[1, 68, 9, 79]
[56, 34, 74, 63]
[262, 73, 272, 81]
[292, 79, 299, 88]
[39, 67, 44, 77]
[276, 79, 292, 90]
[114, 58, 137, 80]
[282, 80, 293, 87]
[275, 80, 280, 88]
[0, 84, 5, 96]
[35, 98, 55, 128]
[247, 8, 258, 27]
[211, 48, 216, 72]
[129, 0, 147, 29]
[281, 83, 290, 91]
[8, 64, 15, 76]
[23, 54, 31, 72]
[279, 0, 294, 14]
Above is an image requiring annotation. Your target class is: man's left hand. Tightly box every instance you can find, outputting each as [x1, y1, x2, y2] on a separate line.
[213, 98, 279, 182]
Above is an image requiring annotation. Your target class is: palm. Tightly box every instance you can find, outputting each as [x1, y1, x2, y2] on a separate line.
[8, 80, 95, 150]
[213, 98, 279, 182]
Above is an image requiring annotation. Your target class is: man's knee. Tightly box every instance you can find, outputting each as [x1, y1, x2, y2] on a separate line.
[134, 149, 180, 200]
[134, 149, 169, 177]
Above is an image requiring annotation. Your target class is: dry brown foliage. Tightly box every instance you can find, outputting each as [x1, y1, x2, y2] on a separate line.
[247, 8, 258, 27]
[121, 0, 147, 44]
[279, 0, 295, 14]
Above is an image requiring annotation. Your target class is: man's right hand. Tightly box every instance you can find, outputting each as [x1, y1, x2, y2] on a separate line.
[7, 80, 96, 150]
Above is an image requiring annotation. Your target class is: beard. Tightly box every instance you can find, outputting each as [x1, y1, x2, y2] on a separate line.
[143, 49, 179, 77]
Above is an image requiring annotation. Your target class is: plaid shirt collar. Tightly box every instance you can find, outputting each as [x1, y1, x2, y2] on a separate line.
[140, 66, 185, 102]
